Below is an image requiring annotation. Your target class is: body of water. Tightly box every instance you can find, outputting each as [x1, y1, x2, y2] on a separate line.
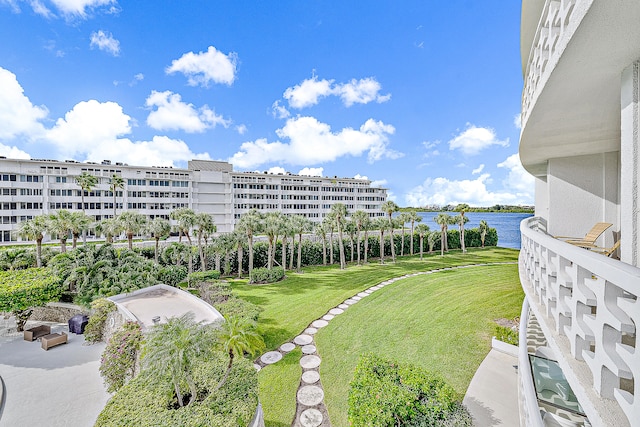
[411, 212, 533, 249]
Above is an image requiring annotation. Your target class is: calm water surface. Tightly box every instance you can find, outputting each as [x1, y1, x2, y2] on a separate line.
[412, 212, 533, 249]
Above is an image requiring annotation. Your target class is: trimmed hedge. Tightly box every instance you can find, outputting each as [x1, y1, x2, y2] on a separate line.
[198, 281, 262, 323]
[187, 270, 221, 287]
[348, 354, 472, 427]
[95, 351, 259, 427]
[249, 266, 285, 284]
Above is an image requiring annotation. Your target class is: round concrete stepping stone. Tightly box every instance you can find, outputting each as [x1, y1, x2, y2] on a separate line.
[302, 370, 320, 384]
[311, 319, 328, 328]
[297, 385, 324, 406]
[338, 304, 349, 309]
[299, 408, 323, 427]
[301, 344, 316, 354]
[280, 342, 295, 352]
[329, 308, 344, 315]
[260, 351, 283, 365]
[344, 299, 358, 305]
[294, 334, 313, 346]
[357, 292, 369, 297]
[352, 296, 362, 301]
[304, 327, 318, 335]
[254, 363, 262, 371]
[300, 355, 321, 369]
[322, 314, 335, 321]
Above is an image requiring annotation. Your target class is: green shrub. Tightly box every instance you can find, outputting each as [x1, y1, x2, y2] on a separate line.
[158, 265, 188, 287]
[0, 268, 63, 331]
[187, 270, 221, 287]
[100, 322, 144, 393]
[198, 281, 233, 304]
[348, 354, 472, 427]
[217, 297, 262, 323]
[494, 324, 519, 346]
[249, 266, 285, 284]
[95, 351, 259, 427]
[85, 298, 117, 343]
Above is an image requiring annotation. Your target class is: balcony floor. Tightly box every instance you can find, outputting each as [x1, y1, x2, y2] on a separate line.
[463, 348, 520, 426]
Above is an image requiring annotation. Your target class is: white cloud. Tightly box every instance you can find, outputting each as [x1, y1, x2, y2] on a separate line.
[235, 124, 247, 135]
[281, 75, 390, 109]
[30, 0, 53, 17]
[166, 46, 237, 87]
[370, 179, 387, 188]
[514, 113, 522, 130]
[51, 0, 116, 17]
[267, 166, 286, 174]
[1, 0, 21, 13]
[448, 124, 509, 155]
[128, 73, 144, 86]
[497, 153, 534, 198]
[145, 90, 230, 133]
[230, 116, 401, 168]
[90, 30, 120, 56]
[0, 67, 48, 140]
[0, 142, 31, 159]
[354, 174, 368, 180]
[283, 75, 334, 109]
[298, 167, 323, 176]
[472, 164, 484, 174]
[336, 77, 391, 107]
[271, 100, 290, 119]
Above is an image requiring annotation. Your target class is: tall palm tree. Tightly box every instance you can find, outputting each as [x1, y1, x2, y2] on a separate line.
[194, 213, 216, 271]
[46, 210, 75, 253]
[69, 211, 91, 249]
[345, 219, 357, 264]
[323, 213, 336, 265]
[406, 211, 422, 256]
[290, 215, 311, 272]
[109, 174, 125, 218]
[428, 231, 440, 254]
[352, 210, 369, 265]
[170, 208, 197, 273]
[117, 211, 147, 250]
[230, 230, 245, 278]
[95, 217, 122, 244]
[314, 222, 328, 266]
[236, 209, 263, 278]
[434, 213, 453, 256]
[75, 172, 98, 245]
[279, 215, 292, 271]
[415, 223, 430, 260]
[381, 201, 399, 262]
[263, 212, 284, 270]
[330, 203, 348, 269]
[373, 217, 388, 264]
[146, 217, 171, 264]
[479, 220, 489, 248]
[397, 212, 411, 257]
[454, 211, 470, 253]
[143, 313, 216, 407]
[214, 316, 264, 392]
[16, 215, 47, 267]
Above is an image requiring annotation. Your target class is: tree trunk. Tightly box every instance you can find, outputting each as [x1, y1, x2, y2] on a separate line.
[364, 231, 369, 264]
[321, 239, 327, 265]
[174, 380, 184, 407]
[419, 235, 424, 260]
[389, 229, 396, 262]
[128, 233, 133, 250]
[267, 240, 273, 269]
[14, 308, 33, 332]
[297, 233, 303, 272]
[329, 232, 334, 264]
[401, 228, 405, 256]
[356, 228, 361, 265]
[155, 238, 160, 264]
[349, 236, 354, 263]
[237, 244, 243, 278]
[410, 222, 415, 255]
[289, 237, 294, 270]
[337, 227, 346, 270]
[36, 239, 42, 268]
[248, 235, 254, 278]
[440, 227, 445, 256]
[214, 351, 234, 393]
[379, 230, 385, 264]
[60, 238, 67, 253]
[281, 238, 287, 271]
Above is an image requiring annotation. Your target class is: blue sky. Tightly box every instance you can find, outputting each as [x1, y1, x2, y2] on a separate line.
[0, 0, 532, 207]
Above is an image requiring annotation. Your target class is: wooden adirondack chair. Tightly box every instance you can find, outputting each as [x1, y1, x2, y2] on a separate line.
[555, 222, 612, 248]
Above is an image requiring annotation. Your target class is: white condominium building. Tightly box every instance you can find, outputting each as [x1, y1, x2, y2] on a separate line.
[518, 1, 640, 426]
[0, 157, 387, 242]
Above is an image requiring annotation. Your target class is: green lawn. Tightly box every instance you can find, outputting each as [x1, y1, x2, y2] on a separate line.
[316, 264, 524, 427]
[229, 247, 522, 426]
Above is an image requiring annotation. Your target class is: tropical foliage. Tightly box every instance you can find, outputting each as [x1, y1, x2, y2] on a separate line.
[100, 321, 144, 392]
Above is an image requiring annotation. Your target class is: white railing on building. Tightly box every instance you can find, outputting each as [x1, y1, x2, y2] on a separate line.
[518, 297, 545, 427]
[519, 217, 640, 427]
[521, 0, 589, 127]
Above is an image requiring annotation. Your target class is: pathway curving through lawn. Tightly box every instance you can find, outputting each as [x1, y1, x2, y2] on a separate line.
[253, 262, 517, 427]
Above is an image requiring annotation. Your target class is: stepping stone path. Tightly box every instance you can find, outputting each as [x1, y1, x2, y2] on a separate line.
[251, 263, 516, 426]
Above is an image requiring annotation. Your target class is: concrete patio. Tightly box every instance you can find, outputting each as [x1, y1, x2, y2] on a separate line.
[0, 322, 110, 427]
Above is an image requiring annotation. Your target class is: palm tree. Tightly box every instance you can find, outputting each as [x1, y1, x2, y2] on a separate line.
[143, 313, 216, 407]
[454, 211, 470, 253]
[373, 217, 388, 264]
[397, 212, 411, 257]
[237, 209, 263, 278]
[314, 222, 328, 266]
[352, 210, 369, 265]
[146, 217, 171, 264]
[381, 201, 399, 262]
[16, 215, 47, 267]
[323, 213, 336, 265]
[479, 220, 489, 248]
[117, 211, 147, 250]
[46, 210, 75, 253]
[279, 215, 292, 271]
[194, 213, 216, 271]
[95, 217, 122, 244]
[406, 211, 422, 255]
[170, 208, 197, 273]
[109, 174, 125, 218]
[290, 215, 311, 272]
[415, 223, 430, 260]
[69, 211, 91, 249]
[345, 219, 357, 264]
[263, 212, 284, 269]
[75, 171, 98, 245]
[214, 316, 264, 392]
[230, 230, 245, 278]
[428, 231, 440, 254]
[434, 213, 453, 256]
[330, 203, 348, 269]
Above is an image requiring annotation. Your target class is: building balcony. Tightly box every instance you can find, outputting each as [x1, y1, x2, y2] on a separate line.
[518, 217, 640, 426]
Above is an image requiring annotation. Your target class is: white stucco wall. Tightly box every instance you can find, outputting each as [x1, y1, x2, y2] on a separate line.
[534, 176, 549, 222]
[546, 152, 619, 247]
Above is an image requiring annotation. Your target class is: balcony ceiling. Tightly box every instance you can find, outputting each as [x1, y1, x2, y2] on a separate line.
[520, 2, 640, 173]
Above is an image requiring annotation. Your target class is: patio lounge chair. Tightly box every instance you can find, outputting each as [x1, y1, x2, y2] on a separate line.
[588, 240, 620, 258]
[555, 222, 612, 248]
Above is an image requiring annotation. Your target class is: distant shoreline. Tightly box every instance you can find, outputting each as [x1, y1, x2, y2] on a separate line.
[399, 206, 535, 214]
